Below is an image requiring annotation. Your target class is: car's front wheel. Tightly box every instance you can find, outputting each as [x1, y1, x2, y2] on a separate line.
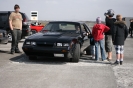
[71, 44, 80, 62]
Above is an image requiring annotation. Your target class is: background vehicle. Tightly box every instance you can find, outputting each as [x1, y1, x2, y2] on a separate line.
[30, 23, 44, 34]
[0, 29, 8, 44]
[22, 21, 92, 62]
[0, 11, 31, 41]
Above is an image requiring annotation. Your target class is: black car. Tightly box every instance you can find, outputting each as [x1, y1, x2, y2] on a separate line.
[0, 11, 31, 41]
[22, 21, 92, 62]
[0, 29, 8, 44]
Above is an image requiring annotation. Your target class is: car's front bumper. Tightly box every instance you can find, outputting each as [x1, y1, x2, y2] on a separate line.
[0, 37, 8, 44]
[22, 46, 72, 58]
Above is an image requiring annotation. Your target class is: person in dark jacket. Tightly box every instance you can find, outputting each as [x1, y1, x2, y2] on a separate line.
[104, 9, 116, 61]
[112, 15, 128, 65]
[129, 19, 133, 37]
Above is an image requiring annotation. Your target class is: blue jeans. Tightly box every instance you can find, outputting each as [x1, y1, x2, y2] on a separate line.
[91, 45, 95, 55]
[95, 39, 106, 60]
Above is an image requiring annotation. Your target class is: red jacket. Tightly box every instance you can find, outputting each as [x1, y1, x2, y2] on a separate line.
[92, 24, 110, 41]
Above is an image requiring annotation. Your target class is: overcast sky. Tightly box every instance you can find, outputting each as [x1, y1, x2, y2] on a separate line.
[0, 0, 133, 21]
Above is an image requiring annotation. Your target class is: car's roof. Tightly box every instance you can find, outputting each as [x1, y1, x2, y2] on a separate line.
[49, 21, 85, 24]
[0, 11, 24, 14]
[0, 11, 12, 13]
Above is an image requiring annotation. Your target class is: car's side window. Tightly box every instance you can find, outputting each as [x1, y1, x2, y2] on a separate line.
[0, 13, 8, 21]
[43, 23, 53, 31]
[83, 24, 91, 34]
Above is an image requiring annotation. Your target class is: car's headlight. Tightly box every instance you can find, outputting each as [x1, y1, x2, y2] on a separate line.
[57, 43, 69, 47]
[31, 42, 36, 46]
[25, 41, 36, 46]
[26, 41, 31, 45]
[57, 43, 62, 46]
[63, 43, 69, 46]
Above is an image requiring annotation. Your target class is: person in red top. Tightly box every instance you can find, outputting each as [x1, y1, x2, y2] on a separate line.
[92, 17, 110, 61]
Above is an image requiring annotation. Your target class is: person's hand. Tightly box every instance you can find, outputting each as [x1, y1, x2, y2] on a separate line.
[86, 33, 88, 36]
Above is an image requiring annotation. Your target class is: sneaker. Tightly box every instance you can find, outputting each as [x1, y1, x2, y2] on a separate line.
[120, 61, 123, 65]
[113, 61, 120, 65]
[92, 56, 95, 59]
[107, 58, 112, 62]
[103, 60, 109, 62]
[15, 50, 22, 53]
[10, 51, 15, 54]
[95, 59, 99, 61]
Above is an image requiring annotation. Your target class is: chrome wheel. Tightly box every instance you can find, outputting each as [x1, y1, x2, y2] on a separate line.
[7, 33, 12, 42]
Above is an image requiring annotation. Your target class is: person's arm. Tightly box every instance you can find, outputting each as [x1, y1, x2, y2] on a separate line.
[112, 25, 117, 42]
[9, 13, 13, 30]
[20, 22, 22, 30]
[20, 14, 23, 30]
[124, 25, 129, 40]
[104, 25, 110, 33]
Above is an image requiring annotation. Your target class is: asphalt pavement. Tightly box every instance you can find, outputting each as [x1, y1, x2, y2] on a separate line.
[0, 37, 133, 88]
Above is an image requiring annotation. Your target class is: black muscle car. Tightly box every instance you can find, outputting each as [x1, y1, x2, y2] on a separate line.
[22, 21, 92, 62]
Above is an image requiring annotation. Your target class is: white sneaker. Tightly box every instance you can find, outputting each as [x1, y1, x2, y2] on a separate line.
[92, 56, 95, 59]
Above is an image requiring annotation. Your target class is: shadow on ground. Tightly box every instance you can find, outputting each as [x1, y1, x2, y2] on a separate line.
[10, 54, 111, 65]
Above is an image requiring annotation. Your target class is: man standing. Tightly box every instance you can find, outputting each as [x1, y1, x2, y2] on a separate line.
[104, 9, 116, 61]
[129, 19, 133, 37]
[9, 4, 23, 54]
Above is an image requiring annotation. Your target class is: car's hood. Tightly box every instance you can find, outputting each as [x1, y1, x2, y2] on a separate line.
[27, 32, 80, 43]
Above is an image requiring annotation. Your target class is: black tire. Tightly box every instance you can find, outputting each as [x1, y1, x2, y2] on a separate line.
[28, 56, 37, 60]
[71, 44, 80, 62]
[86, 45, 92, 55]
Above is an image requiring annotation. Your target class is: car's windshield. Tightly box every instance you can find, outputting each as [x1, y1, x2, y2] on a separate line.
[42, 22, 80, 32]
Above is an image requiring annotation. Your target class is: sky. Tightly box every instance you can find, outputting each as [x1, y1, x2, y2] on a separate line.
[0, 0, 133, 21]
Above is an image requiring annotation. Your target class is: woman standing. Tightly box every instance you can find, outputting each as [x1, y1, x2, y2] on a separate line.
[92, 17, 110, 61]
[112, 15, 128, 65]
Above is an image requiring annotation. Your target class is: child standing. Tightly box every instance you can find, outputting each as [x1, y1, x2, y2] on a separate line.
[112, 15, 128, 65]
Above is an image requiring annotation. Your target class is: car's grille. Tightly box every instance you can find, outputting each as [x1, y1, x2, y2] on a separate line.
[37, 43, 54, 47]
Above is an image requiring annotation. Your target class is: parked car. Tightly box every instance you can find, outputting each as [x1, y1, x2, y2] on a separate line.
[22, 21, 92, 62]
[0, 29, 8, 44]
[0, 11, 31, 41]
[30, 23, 44, 34]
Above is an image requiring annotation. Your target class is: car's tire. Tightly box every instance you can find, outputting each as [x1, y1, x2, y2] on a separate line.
[28, 56, 37, 60]
[86, 45, 92, 55]
[65, 53, 71, 62]
[7, 33, 12, 42]
[71, 44, 80, 62]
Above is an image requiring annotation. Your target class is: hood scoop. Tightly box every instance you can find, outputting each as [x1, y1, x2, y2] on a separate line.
[43, 32, 62, 36]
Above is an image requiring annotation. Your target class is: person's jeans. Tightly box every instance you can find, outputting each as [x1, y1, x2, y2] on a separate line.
[95, 39, 106, 60]
[131, 28, 133, 37]
[91, 45, 95, 56]
[11, 29, 22, 52]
